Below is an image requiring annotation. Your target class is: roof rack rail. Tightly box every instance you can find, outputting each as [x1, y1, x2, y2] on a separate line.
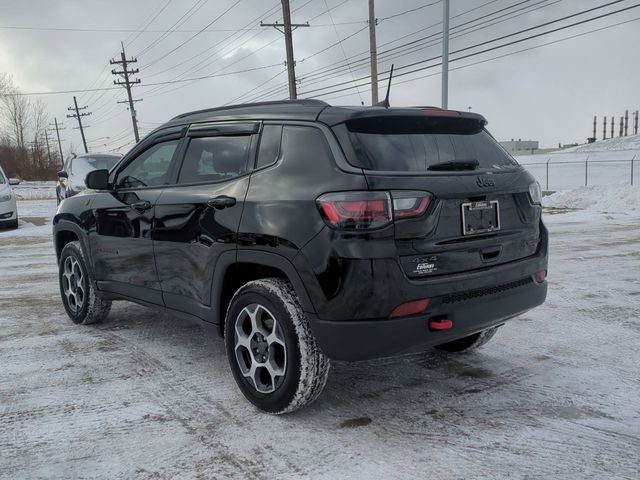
[171, 99, 330, 120]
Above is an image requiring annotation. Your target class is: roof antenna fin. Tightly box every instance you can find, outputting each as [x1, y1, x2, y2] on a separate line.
[375, 64, 394, 108]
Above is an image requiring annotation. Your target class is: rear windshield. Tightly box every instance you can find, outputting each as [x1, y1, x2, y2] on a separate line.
[337, 116, 518, 172]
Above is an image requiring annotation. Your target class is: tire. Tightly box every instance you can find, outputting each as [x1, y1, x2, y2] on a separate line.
[435, 326, 499, 353]
[224, 278, 330, 414]
[59, 241, 111, 325]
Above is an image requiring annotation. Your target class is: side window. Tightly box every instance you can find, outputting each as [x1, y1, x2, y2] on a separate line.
[256, 125, 283, 169]
[281, 125, 333, 165]
[178, 135, 251, 184]
[116, 140, 179, 188]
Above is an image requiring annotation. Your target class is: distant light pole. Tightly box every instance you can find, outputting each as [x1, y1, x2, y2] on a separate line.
[441, 0, 450, 109]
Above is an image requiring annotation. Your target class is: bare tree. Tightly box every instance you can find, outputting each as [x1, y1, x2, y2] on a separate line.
[31, 99, 49, 172]
[0, 75, 30, 150]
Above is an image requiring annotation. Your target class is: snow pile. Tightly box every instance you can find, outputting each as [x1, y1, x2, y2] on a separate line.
[543, 184, 640, 212]
[560, 134, 640, 154]
[13, 181, 57, 200]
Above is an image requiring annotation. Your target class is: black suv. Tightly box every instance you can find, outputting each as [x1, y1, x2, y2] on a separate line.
[53, 100, 548, 414]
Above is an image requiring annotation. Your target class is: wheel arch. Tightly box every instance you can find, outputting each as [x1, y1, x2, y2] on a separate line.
[54, 220, 91, 265]
[212, 250, 316, 337]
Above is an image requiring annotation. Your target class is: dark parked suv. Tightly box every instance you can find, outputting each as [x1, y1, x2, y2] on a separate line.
[53, 100, 548, 414]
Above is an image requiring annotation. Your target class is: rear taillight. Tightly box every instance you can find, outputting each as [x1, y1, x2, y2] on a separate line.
[391, 191, 432, 219]
[317, 191, 392, 230]
[317, 191, 433, 230]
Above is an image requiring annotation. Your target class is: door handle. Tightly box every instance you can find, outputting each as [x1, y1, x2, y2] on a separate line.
[207, 196, 236, 209]
[131, 200, 151, 212]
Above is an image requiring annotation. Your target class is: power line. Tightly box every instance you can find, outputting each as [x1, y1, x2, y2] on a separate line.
[144, 1, 281, 78]
[141, 0, 329, 100]
[322, 0, 364, 104]
[135, 0, 209, 58]
[298, 0, 638, 97]
[1, 63, 283, 96]
[250, 0, 557, 102]
[142, 0, 242, 68]
[138, 1, 288, 97]
[79, 2, 176, 108]
[125, 0, 174, 47]
[311, 12, 640, 100]
[224, 68, 288, 105]
[378, 0, 442, 22]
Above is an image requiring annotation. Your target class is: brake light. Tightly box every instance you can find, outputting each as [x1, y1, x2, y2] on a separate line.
[421, 108, 460, 117]
[389, 298, 430, 318]
[391, 191, 432, 218]
[317, 192, 392, 230]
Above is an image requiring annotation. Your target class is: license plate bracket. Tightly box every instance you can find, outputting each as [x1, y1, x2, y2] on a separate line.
[461, 200, 500, 235]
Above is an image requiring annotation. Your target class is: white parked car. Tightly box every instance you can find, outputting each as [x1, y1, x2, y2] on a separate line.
[0, 166, 20, 229]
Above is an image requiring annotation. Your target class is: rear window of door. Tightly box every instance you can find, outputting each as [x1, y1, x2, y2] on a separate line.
[178, 135, 252, 184]
[336, 116, 518, 172]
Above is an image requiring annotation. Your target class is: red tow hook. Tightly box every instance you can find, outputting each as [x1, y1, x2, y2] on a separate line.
[429, 318, 453, 331]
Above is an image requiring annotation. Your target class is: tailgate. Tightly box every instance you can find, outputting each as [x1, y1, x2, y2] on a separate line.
[365, 170, 542, 278]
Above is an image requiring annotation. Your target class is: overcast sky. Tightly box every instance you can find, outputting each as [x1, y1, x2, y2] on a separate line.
[1, 0, 639, 154]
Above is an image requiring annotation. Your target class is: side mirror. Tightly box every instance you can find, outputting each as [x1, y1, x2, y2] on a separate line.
[57, 170, 68, 179]
[85, 169, 110, 190]
[8, 178, 20, 186]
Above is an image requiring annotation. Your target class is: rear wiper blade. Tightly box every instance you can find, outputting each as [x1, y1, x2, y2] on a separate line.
[427, 159, 479, 171]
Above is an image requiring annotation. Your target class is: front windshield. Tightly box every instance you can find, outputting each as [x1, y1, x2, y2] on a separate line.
[0, 168, 6, 184]
[71, 155, 120, 178]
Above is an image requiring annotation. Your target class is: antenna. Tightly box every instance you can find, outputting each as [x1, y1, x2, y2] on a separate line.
[376, 64, 394, 108]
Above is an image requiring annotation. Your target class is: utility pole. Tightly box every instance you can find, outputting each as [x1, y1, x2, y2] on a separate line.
[111, 42, 142, 143]
[44, 129, 52, 165]
[49, 117, 65, 165]
[441, 0, 450, 109]
[603, 116, 607, 140]
[368, 0, 378, 105]
[261, 0, 309, 100]
[619, 116, 624, 137]
[611, 116, 614, 138]
[624, 110, 629, 136]
[67, 96, 91, 154]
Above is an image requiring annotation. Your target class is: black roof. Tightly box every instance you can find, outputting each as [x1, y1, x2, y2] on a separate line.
[161, 99, 487, 129]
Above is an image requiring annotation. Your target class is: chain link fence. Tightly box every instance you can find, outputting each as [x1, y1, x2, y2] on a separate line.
[518, 156, 637, 191]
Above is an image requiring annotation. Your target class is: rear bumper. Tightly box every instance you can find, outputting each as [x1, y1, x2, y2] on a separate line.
[308, 276, 547, 361]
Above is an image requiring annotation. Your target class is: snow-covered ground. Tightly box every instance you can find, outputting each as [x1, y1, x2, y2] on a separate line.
[560, 133, 640, 154]
[0, 194, 639, 479]
[12, 181, 57, 200]
[543, 184, 640, 212]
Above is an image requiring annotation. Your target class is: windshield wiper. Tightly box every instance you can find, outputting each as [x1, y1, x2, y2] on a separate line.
[427, 159, 479, 171]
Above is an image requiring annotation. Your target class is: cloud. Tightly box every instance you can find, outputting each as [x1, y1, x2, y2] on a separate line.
[0, 0, 638, 152]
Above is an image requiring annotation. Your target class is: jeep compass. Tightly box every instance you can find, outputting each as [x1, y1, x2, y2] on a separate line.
[53, 100, 548, 414]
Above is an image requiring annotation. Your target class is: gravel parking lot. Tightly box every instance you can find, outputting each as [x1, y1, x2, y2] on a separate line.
[1, 199, 638, 479]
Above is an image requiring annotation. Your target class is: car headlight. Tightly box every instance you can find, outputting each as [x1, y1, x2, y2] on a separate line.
[528, 181, 542, 205]
[0, 193, 12, 202]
